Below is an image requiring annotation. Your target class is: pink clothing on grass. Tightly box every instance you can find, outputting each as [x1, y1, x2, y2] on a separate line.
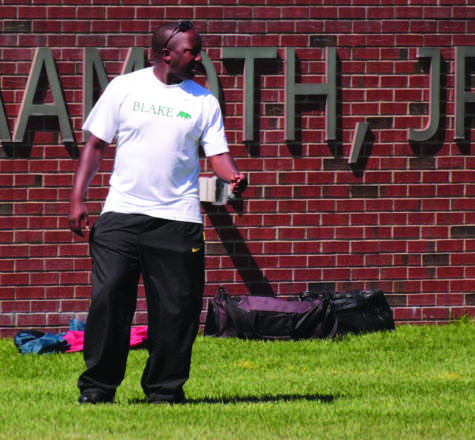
[63, 327, 148, 352]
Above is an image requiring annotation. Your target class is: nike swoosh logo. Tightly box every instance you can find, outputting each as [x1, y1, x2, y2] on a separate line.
[192, 247, 201, 253]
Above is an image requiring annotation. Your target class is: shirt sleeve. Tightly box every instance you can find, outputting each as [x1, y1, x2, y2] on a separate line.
[200, 95, 229, 157]
[82, 76, 123, 143]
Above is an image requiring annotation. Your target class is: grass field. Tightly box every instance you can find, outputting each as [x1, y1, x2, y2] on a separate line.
[0, 319, 473, 439]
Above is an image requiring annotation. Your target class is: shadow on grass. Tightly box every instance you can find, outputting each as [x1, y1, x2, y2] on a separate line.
[130, 393, 336, 405]
[187, 393, 337, 405]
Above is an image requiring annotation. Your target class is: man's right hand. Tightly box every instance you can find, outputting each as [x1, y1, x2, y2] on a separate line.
[67, 134, 108, 237]
[68, 200, 90, 237]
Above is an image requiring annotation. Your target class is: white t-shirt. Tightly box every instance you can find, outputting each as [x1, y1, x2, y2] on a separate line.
[82, 67, 229, 224]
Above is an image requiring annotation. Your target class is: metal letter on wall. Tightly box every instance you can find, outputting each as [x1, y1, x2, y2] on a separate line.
[83, 48, 110, 119]
[0, 93, 11, 142]
[455, 46, 475, 140]
[12, 47, 74, 143]
[285, 47, 336, 142]
[222, 47, 278, 142]
[349, 122, 369, 164]
[408, 47, 441, 142]
[121, 47, 145, 75]
[84, 47, 145, 121]
[200, 52, 220, 99]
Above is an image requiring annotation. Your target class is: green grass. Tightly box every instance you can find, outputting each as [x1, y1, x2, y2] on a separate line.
[1, 320, 474, 439]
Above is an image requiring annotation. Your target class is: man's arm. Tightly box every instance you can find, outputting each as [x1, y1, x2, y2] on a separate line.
[208, 152, 247, 194]
[68, 134, 109, 236]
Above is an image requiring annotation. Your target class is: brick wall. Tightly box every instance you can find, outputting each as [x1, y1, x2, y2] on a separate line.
[0, 1, 474, 337]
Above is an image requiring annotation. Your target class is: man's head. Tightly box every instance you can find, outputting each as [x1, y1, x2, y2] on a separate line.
[151, 21, 202, 84]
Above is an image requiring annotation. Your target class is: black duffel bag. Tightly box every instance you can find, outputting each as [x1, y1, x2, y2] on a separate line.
[204, 287, 337, 340]
[300, 288, 395, 336]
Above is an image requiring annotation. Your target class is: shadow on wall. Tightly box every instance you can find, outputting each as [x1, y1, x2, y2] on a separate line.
[202, 202, 274, 296]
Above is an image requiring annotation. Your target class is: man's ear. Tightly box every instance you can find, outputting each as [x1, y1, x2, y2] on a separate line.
[161, 48, 171, 60]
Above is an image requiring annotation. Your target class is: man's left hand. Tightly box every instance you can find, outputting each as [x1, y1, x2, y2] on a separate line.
[230, 174, 248, 195]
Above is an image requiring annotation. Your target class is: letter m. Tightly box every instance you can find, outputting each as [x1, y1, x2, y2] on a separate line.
[83, 47, 146, 119]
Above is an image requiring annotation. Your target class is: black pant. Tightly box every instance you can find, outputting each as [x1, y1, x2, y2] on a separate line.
[78, 212, 204, 402]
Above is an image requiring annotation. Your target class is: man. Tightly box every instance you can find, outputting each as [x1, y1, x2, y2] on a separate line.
[68, 21, 246, 405]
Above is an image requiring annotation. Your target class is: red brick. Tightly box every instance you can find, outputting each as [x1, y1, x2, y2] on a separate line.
[60, 299, 90, 312]
[338, 7, 366, 19]
[393, 307, 422, 321]
[0, 314, 15, 328]
[382, 267, 407, 280]
[451, 307, 475, 319]
[278, 255, 308, 267]
[45, 286, 75, 299]
[17, 6, 47, 18]
[438, 266, 465, 279]
[16, 313, 46, 327]
[305, 253, 336, 267]
[381, 20, 409, 33]
[422, 307, 449, 320]
[264, 242, 292, 254]
[395, 7, 423, 19]
[423, 7, 452, 19]
[436, 293, 465, 306]
[367, 7, 394, 19]
[47, 6, 77, 18]
[308, 7, 338, 19]
[253, 7, 281, 19]
[408, 294, 436, 306]
[165, 6, 193, 21]
[30, 300, 60, 312]
[2, 300, 29, 312]
[450, 279, 475, 292]
[353, 21, 380, 33]
[320, 241, 349, 254]
[365, 254, 392, 266]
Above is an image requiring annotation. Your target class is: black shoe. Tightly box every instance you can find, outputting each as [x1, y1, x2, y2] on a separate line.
[78, 390, 114, 404]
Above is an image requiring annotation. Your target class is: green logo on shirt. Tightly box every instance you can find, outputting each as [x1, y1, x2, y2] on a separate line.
[177, 111, 192, 119]
[132, 101, 192, 120]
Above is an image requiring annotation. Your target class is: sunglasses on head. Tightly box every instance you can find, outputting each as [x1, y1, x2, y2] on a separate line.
[162, 20, 194, 50]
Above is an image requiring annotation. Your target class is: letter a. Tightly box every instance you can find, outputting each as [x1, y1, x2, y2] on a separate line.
[13, 47, 74, 143]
